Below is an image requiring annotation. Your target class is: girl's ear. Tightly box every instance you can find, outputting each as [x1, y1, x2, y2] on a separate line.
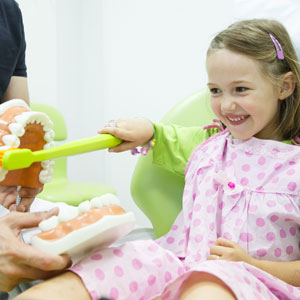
[279, 71, 296, 100]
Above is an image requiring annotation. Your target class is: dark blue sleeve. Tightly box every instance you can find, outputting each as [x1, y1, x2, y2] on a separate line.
[12, 1, 27, 77]
[0, 0, 27, 101]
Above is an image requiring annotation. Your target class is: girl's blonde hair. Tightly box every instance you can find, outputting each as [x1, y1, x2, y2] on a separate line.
[207, 19, 300, 140]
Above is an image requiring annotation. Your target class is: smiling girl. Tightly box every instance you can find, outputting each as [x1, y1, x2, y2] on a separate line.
[17, 19, 300, 300]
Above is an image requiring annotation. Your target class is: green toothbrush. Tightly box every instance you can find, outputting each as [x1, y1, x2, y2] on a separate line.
[1, 134, 122, 170]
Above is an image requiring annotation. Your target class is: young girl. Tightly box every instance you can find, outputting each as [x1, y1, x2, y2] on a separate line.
[16, 19, 300, 300]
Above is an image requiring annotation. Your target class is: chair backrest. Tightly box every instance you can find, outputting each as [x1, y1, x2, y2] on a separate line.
[30, 103, 68, 180]
[130, 88, 216, 238]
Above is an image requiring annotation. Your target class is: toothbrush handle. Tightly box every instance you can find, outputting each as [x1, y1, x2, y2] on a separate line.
[3, 134, 122, 170]
[33, 134, 122, 161]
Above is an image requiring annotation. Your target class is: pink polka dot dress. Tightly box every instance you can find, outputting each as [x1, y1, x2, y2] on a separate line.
[70, 129, 300, 300]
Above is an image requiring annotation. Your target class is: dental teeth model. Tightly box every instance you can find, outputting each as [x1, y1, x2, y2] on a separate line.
[31, 193, 136, 263]
[0, 99, 55, 188]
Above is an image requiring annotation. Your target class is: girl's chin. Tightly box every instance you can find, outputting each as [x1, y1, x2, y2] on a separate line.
[229, 130, 253, 140]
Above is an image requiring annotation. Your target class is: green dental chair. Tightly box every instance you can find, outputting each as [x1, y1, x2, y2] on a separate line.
[131, 88, 216, 238]
[30, 103, 116, 206]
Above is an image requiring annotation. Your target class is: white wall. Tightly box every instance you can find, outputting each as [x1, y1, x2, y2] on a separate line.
[17, 0, 234, 227]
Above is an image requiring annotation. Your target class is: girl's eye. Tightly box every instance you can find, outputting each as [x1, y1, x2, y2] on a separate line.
[210, 88, 221, 94]
[236, 87, 248, 92]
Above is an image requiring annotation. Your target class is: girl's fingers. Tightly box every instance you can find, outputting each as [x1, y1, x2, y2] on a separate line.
[207, 254, 221, 260]
[98, 128, 133, 142]
[210, 245, 228, 256]
[214, 237, 236, 247]
[108, 141, 137, 153]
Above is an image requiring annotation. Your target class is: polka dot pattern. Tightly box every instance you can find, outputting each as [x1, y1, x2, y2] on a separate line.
[70, 130, 300, 300]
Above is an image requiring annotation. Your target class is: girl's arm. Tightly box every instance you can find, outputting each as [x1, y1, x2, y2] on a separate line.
[152, 122, 216, 176]
[251, 259, 300, 286]
[99, 117, 219, 177]
[209, 238, 300, 286]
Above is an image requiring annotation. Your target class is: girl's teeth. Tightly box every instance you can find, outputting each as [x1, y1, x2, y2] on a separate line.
[228, 116, 246, 121]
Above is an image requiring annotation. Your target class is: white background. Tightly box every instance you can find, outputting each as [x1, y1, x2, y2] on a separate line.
[16, 0, 300, 227]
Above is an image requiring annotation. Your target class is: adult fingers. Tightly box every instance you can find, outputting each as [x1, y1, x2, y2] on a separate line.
[1, 189, 17, 209]
[17, 243, 71, 271]
[15, 196, 35, 212]
[7, 208, 59, 230]
[8, 187, 42, 212]
[19, 187, 42, 199]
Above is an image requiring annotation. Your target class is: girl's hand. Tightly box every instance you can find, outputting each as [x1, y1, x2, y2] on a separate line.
[208, 237, 253, 264]
[98, 118, 154, 153]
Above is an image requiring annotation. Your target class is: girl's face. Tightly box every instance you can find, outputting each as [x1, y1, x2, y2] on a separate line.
[206, 49, 282, 140]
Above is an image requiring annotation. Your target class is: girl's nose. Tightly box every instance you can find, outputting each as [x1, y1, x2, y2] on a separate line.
[221, 97, 236, 112]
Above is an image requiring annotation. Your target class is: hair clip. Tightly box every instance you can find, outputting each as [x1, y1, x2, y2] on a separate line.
[269, 33, 284, 60]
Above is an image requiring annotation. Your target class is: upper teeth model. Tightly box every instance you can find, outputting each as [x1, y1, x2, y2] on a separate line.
[31, 193, 136, 263]
[0, 99, 55, 188]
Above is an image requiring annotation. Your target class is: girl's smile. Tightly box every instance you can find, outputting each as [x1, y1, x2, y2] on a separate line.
[225, 114, 249, 126]
[206, 49, 282, 140]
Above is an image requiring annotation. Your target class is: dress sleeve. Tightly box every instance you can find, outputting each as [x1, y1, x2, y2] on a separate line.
[152, 122, 219, 177]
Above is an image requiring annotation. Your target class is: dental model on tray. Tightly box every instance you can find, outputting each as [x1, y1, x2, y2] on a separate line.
[0, 99, 135, 261]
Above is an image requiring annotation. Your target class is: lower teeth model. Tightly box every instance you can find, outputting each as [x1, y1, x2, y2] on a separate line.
[31, 193, 136, 262]
[0, 99, 54, 188]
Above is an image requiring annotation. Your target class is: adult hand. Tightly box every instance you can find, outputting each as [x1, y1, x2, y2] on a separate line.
[208, 237, 253, 264]
[0, 208, 71, 292]
[0, 186, 42, 212]
[98, 117, 154, 153]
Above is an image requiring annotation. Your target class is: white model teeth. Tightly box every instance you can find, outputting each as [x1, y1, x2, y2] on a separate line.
[39, 168, 53, 184]
[100, 193, 120, 206]
[78, 200, 92, 213]
[0, 99, 30, 115]
[39, 215, 59, 231]
[58, 207, 79, 223]
[40, 160, 54, 183]
[43, 123, 54, 132]
[44, 142, 55, 149]
[90, 193, 120, 208]
[41, 160, 54, 168]
[2, 135, 20, 148]
[44, 130, 55, 143]
[228, 116, 246, 122]
[0, 167, 8, 181]
[0, 99, 55, 184]
[39, 194, 121, 232]
[14, 114, 28, 125]
[8, 123, 25, 137]
[90, 197, 105, 209]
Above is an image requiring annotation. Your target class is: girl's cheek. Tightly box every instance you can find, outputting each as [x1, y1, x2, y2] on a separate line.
[210, 99, 221, 117]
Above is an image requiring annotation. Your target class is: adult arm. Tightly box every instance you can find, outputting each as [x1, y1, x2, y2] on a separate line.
[2, 76, 30, 105]
[0, 208, 71, 292]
